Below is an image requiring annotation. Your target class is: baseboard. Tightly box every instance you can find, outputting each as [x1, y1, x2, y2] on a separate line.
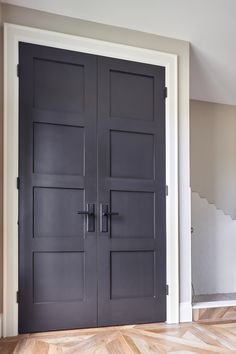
[180, 302, 192, 322]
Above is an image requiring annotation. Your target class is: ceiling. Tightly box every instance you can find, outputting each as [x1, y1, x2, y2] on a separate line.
[2, 0, 236, 106]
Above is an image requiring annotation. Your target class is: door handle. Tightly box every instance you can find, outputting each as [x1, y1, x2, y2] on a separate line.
[77, 203, 95, 232]
[102, 211, 119, 217]
[77, 211, 94, 216]
[100, 204, 119, 232]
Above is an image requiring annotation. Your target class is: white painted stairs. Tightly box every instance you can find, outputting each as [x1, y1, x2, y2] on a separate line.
[191, 191, 236, 298]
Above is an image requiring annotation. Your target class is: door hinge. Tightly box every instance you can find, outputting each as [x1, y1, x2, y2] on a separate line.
[17, 177, 20, 190]
[16, 290, 20, 303]
[164, 87, 168, 99]
[165, 185, 168, 196]
[17, 64, 20, 78]
[166, 284, 169, 296]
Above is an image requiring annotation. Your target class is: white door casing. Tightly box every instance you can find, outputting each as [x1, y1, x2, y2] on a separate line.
[3, 23, 179, 337]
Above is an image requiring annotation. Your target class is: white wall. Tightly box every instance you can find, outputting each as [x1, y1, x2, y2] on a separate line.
[192, 192, 236, 295]
[3, 0, 236, 106]
[191, 100, 236, 295]
[191, 100, 236, 219]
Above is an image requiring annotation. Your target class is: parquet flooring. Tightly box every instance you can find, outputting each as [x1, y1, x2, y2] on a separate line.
[1, 321, 236, 353]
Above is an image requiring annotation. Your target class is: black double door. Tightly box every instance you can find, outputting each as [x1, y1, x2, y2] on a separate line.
[19, 42, 166, 333]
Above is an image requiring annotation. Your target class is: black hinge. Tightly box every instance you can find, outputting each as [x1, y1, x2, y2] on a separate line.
[16, 290, 20, 303]
[166, 284, 169, 295]
[17, 177, 20, 190]
[165, 185, 168, 196]
[164, 87, 168, 99]
[17, 64, 20, 78]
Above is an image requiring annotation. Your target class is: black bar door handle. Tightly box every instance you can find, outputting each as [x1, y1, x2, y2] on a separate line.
[100, 204, 119, 232]
[102, 211, 119, 216]
[77, 203, 95, 232]
[77, 211, 94, 216]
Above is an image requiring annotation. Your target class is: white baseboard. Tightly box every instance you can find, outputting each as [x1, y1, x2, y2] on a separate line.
[180, 302, 192, 322]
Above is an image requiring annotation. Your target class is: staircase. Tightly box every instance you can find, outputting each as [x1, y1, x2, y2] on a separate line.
[192, 192, 236, 296]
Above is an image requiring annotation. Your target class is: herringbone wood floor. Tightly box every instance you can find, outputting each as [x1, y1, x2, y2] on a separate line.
[1, 321, 236, 353]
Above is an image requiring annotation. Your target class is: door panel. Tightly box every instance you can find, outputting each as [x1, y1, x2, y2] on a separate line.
[34, 58, 85, 113]
[19, 43, 166, 333]
[19, 43, 97, 333]
[34, 123, 85, 176]
[110, 130, 154, 179]
[110, 251, 155, 299]
[97, 57, 166, 325]
[109, 68, 154, 121]
[34, 187, 84, 238]
[33, 251, 85, 303]
[110, 191, 154, 239]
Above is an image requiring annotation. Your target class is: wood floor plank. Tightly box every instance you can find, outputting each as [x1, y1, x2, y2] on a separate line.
[125, 327, 233, 353]
[1, 321, 236, 353]
[0, 341, 18, 354]
[206, 325, 236, 350]
[122, 334, 143, 354]
[106, 335, 133, 354]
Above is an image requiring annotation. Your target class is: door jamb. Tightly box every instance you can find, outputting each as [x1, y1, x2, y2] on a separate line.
[3, 23, 179, 337]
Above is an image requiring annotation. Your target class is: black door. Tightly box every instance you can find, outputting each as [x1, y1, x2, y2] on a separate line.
[19, 43, 166, 333]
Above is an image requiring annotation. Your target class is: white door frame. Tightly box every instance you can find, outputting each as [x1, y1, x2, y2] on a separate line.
[3, 23, 179, 337]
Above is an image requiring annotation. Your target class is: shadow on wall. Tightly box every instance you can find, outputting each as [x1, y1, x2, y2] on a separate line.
[191, 192, 236, 295]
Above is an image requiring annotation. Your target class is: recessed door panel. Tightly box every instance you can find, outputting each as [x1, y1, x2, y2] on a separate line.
[110, 69, 154, 121]
[34, 58, 85, 113]
[110, 190, 155, 239]
[34, 123, 84, 176]
[110, 130, 154, 179]
[33, 252, 85, 303]
[34, 187, 84, 238]
[110, 251, 155, 299]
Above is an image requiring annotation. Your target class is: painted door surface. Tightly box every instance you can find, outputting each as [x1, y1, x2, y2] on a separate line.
[19, 43, 98, 333]
[19, 43, 166, 333]
[97, 57, 166, 325]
